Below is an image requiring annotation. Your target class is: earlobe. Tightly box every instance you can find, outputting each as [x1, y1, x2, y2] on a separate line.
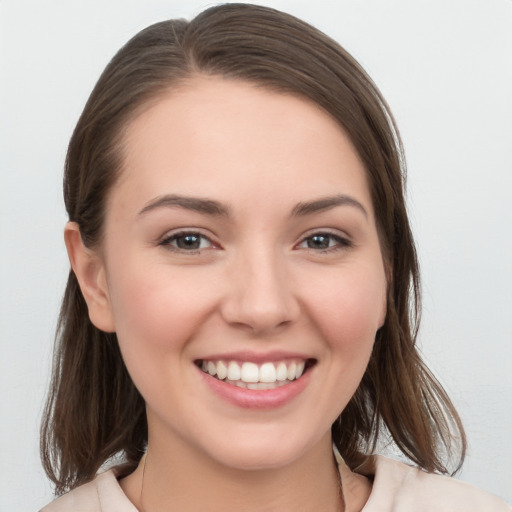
[64, 222, 116, 333]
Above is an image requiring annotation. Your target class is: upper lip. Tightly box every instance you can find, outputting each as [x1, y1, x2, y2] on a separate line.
[195, 350, 314, 364]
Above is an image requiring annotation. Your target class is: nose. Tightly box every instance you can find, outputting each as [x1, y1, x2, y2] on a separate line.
[220, 247, 299, 334]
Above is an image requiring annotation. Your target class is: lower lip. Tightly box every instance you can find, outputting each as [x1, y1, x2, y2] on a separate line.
[197, 366, 312, 409]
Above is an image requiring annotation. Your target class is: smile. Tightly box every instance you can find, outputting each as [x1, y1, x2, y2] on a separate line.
[196, 359, 315, 390]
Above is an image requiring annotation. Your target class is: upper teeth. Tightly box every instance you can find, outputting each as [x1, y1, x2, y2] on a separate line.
[201, 360, 306, 383]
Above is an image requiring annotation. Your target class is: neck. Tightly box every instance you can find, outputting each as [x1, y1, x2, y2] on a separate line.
[122, 434, 343, 512]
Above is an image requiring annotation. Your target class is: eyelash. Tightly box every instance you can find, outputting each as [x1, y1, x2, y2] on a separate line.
[296, 232, 353, 253]
[159, 230, 352, 254]
[159, 231, 215, 253]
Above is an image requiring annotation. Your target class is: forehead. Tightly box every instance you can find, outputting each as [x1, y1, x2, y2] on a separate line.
[113, 76, 373, 218]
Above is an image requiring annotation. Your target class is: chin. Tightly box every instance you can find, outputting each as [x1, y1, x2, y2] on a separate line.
[209, 448, 299, 472]
[198, 428, 323, 472]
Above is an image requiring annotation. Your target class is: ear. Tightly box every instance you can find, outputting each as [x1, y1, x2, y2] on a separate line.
[64, 222, 116, 333]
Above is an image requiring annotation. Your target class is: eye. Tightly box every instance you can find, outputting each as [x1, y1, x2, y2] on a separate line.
[160, 231, 214, 252]
[297, 232, 351, 251]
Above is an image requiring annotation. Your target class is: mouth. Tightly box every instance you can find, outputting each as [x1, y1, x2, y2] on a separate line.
[195, 358, 317, 390]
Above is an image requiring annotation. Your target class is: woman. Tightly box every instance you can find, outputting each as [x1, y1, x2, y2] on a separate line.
[40, 3, 510, 511]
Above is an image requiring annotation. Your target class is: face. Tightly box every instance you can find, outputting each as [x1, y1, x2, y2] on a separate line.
[85, 77, 387, 470]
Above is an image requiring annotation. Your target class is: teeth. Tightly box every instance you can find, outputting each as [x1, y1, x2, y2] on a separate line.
[259, 362, 276, 383]
[241, 362, 259, 383]
[295, 361, 305, 379]
[207, 361, 217, 376]
[226, 379, 292, 390]
[247, 381, 287, 390]
[276, 362, 288, 381]
[227, 361, 241, 381]
[287, 362, 297, 380]
[216, 360, 228, 380]
[200, 359, 309, 384]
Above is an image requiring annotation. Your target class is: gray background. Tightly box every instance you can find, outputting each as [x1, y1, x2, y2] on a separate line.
[1, 0, 511, 509]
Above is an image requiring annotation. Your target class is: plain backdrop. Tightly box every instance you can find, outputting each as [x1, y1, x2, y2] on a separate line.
[1, 0, 511, 509]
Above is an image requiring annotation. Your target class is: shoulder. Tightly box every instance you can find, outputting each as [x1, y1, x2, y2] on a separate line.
[39, 469, 138, 512]
[361, 456, 511, 512]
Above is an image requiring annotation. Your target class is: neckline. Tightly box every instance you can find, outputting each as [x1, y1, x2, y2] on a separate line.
[103, 451, 372, 512]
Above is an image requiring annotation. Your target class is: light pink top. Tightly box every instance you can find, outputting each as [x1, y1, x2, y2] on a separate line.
[41, 455, 511, 511]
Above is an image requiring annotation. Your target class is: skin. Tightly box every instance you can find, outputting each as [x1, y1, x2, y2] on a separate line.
[66, 76, 386, 511]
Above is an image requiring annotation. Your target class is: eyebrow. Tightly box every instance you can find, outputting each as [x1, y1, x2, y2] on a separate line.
[138, 193, 368, 219]
[138, 194, 230, 217]
[291, 194, 368, 218]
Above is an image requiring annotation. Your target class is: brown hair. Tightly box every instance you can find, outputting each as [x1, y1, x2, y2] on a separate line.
[41, 3, 466, 494]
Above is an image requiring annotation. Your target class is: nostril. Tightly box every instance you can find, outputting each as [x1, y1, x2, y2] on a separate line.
[219, 271, 299, 332]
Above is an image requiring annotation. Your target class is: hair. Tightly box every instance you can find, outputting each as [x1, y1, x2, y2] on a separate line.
[41, 2, 466, 495]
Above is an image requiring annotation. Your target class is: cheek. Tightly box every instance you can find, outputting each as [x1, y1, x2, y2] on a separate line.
[296, 266, 386, 426]
[309, 268, 386, 347]
[106, 263, 219, 356]
[104, 264, 221, 410]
